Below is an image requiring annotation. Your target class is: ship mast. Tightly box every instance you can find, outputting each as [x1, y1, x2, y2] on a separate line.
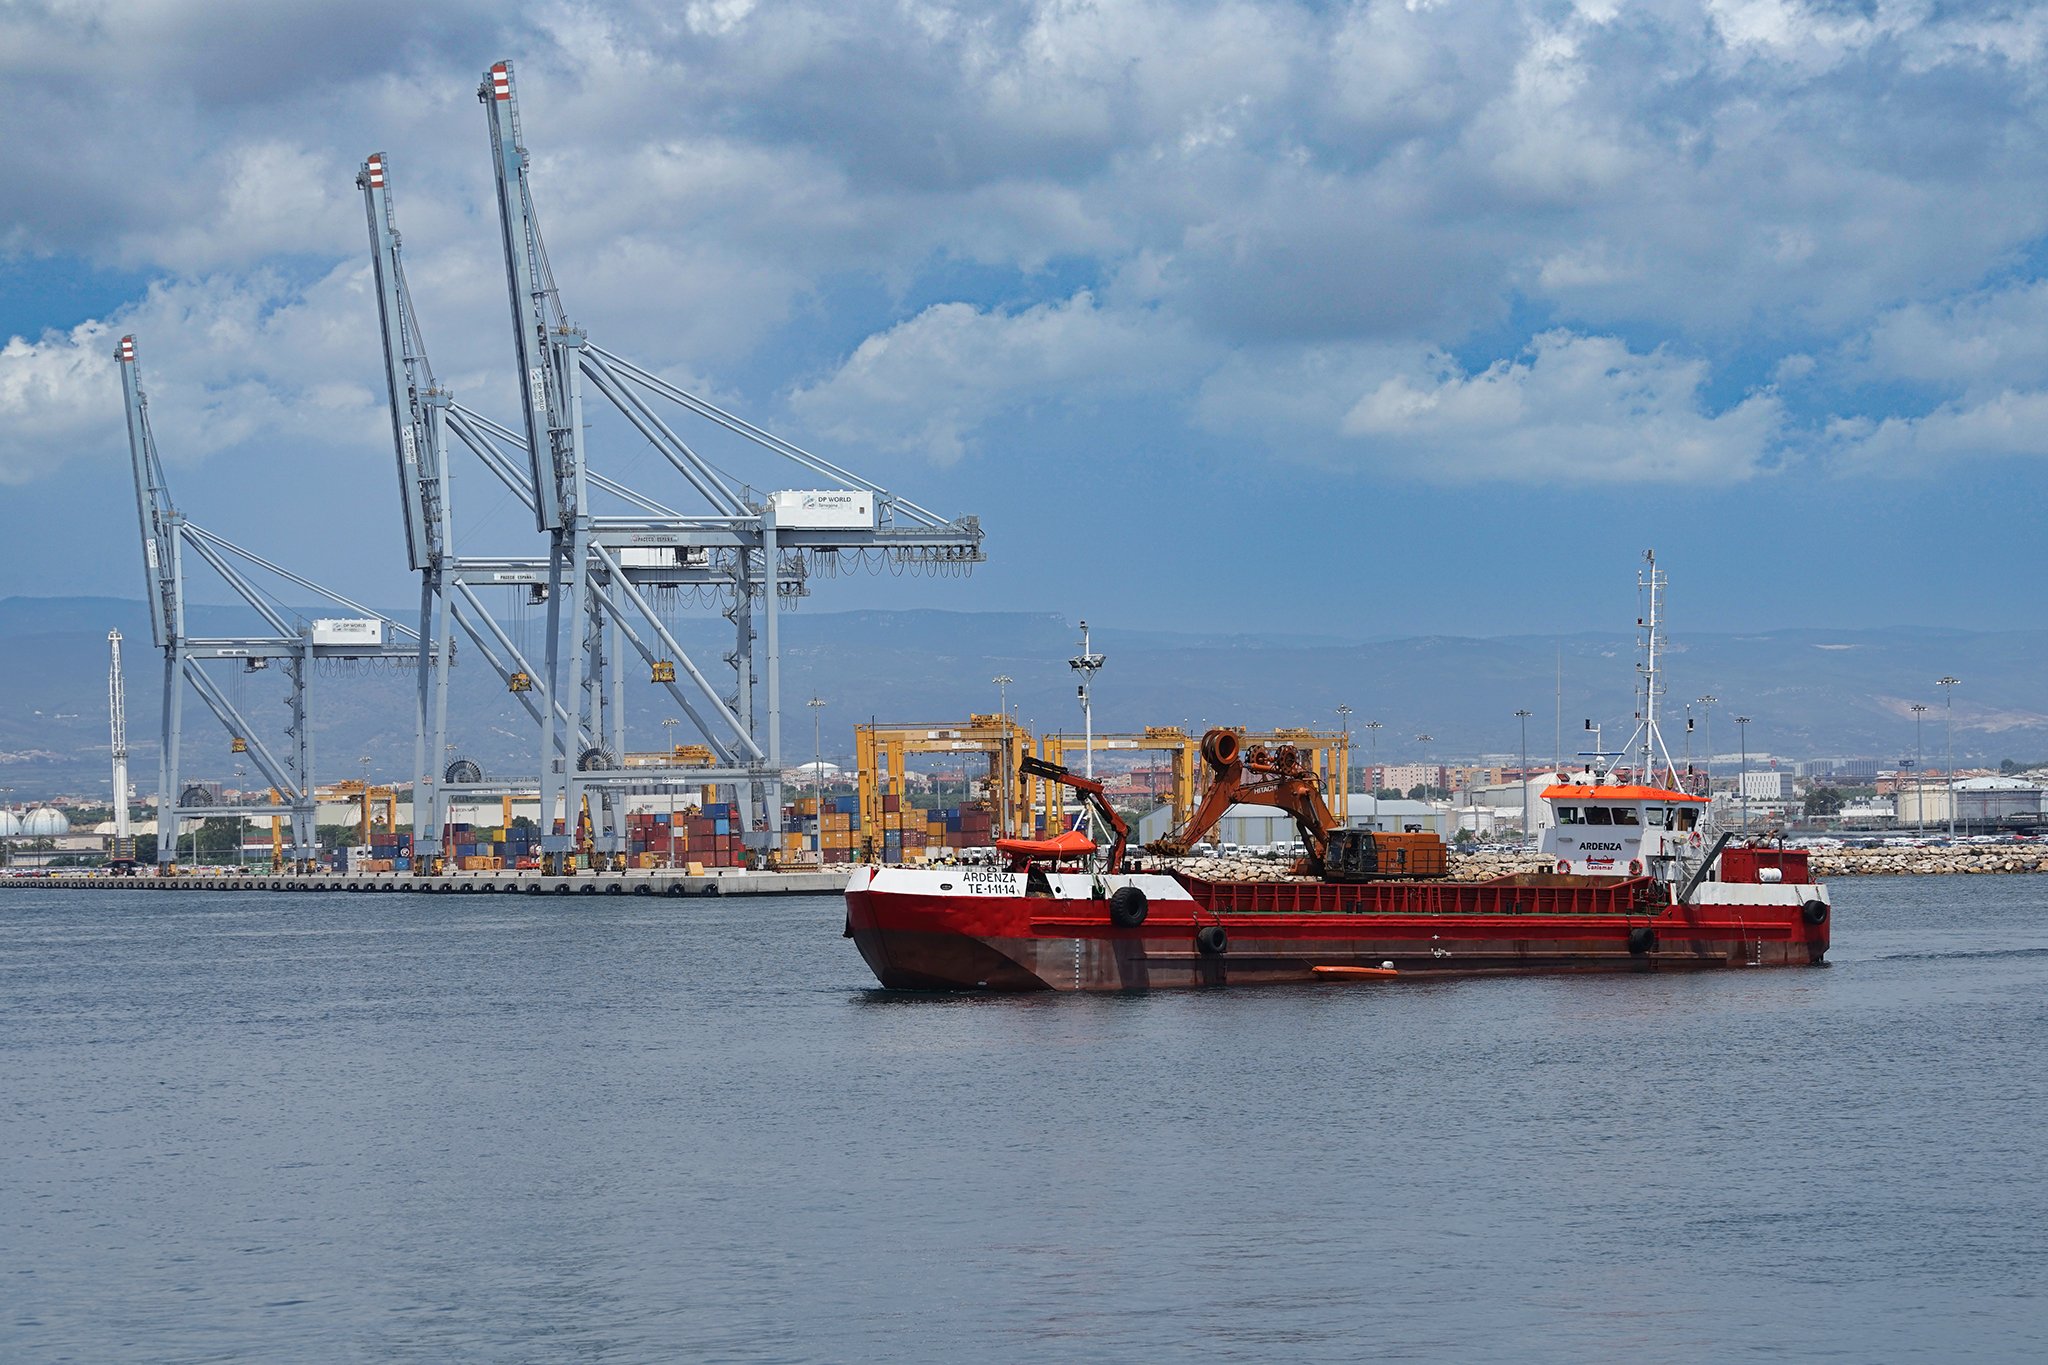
[1624, 551, 1679, 787]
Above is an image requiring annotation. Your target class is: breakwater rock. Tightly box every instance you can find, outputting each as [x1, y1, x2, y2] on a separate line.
[1809, 846, 2048, 877]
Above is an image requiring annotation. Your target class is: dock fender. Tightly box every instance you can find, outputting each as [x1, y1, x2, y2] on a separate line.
[605, 882, 623, 894]
[700, 882, 721, 896]
[580, 883, 598, 894]
[665, 882, 688, 897]
[1628, 925, 1658, 955]
[634, 883, 652, 895]
[1109, 886, 1149, 928]
[1196, 924, 1228, 956]
[554, 883, 572, 895]
[1801, 899, 1829, 926]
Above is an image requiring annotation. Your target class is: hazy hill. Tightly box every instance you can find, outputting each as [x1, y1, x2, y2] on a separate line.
[1, 596, 2041, 800]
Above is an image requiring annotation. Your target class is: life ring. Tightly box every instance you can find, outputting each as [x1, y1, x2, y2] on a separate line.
[1628, 859, 1644, 877]
[1554, 859, 1571, 875]
[1627, 925, 1658, 955]
[1109, 886, 1149, 928]
[1687, 831, 1703, 850]
[1801, 899, 1829, 926]
[1196, 924, 1229, 956]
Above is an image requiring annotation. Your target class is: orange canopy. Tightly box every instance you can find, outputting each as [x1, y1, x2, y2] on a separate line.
[995, 831, 1098, 860]
[1541, 783, 1706, 803]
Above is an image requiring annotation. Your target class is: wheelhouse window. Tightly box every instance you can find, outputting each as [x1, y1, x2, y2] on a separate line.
[1586, 807, 1614, 825]
[1673, 807, 1700, 831]
[1557, 806, 1583, 825]
[1645, 807, 1668, 828]
[1609, 807, 1640, 826]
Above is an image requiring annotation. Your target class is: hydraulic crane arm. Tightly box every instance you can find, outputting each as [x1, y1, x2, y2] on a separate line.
[1015, 754, 1129, 873]
[1150, 728, 1340, 874]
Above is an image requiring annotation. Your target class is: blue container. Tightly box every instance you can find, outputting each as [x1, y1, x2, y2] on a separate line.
[394, 857, 411, 871]
[656, 813, 671, 824]
[714, 819, 730, 834]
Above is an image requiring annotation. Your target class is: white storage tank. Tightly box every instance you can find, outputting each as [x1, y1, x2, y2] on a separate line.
[22, 808, 69, 837]
[0, 809, 20, 838]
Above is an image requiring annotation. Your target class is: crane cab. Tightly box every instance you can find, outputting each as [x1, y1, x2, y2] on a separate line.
[1541, 780, 1707, 879]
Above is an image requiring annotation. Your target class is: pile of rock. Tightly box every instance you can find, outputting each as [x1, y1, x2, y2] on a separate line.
[1810, 846, 2048, 877]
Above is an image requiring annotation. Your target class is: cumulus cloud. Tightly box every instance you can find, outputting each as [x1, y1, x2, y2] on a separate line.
[4, 0, 2048, 501]
[789, 291, 1202, 462]
[1828, 391, 2048, 472]
[1197, 330, 1784, 483]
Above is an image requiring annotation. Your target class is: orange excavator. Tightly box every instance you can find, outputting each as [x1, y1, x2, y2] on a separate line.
[1151, 727, 1447, 881]
[1149, 729, 1340, 873]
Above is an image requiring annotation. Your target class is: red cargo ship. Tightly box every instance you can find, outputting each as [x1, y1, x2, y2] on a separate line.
[845, 552, 1831, 992]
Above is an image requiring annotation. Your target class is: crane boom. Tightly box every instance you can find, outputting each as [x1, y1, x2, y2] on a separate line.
[119, 337, 180, 649]
[481, 60, 574, 532]
[357, 152, 444, 572]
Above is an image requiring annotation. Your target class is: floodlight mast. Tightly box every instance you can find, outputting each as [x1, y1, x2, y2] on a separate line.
[475, 60, 985, 870]
[117, 334, 420, 871]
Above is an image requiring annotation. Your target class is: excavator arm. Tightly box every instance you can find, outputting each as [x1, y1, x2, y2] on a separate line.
[1011, 754, 1129, 873]
[1149, 728, 1340, 874]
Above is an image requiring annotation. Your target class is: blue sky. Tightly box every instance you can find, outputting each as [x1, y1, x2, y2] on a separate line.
[3, 0, 2046, 638]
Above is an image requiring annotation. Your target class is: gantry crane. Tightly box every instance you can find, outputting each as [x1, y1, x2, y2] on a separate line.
[1040, 727, 1201, 834]
[360, 150, 846, 872]
[478, 60, 985, 871]
[119, 334, 419, 870]
[855, 717, 1036, 842]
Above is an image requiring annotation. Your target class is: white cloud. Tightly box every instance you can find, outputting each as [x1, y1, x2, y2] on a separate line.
[1828, 391, 2048, 471]
[1202, 330, 1785, 484]
[789, 290, 1201, 462]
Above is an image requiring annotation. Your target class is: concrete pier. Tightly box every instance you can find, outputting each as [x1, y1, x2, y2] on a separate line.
[4, 869, 848, 896]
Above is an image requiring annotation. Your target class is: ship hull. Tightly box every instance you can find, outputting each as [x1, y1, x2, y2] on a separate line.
[846, 867, 1829, 992]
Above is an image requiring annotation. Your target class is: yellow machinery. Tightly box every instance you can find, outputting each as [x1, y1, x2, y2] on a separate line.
[623, 743, 720, 804]
[1040, 727, 1200, 835]
[334, 779, 401, 848]
[855, 716, 1036, 841]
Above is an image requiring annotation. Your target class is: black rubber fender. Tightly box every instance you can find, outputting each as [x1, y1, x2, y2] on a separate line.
[1108, 886, 1149, 928]
[634, 883, 652, 895]
[553, 883, 572, 895]
[1628, 925, 1658, 955]
[700, 882, 721, 896]
[605, 882, 623, 894]
[580, 883, 598, 894]
[666, 882, 689, 897]
[1196, 924, 1228, 956]
[1802, 899, 1830, 926]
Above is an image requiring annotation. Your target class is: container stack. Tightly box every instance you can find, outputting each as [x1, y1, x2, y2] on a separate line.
[783, 795, 859, 863]
[625, 803, 747, 868]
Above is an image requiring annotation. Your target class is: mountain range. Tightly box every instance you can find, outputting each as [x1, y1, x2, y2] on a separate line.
[2, 596, 2041, 801]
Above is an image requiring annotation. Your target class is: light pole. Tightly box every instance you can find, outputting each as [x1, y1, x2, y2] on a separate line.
[1938, 676, 1960, 838]
[1068, 622, 1104, 839]
[1363, 720, 1382, 796]
[1734, 716, 1751, 835]
[661, 717, 679, 866]
[1696, 695, 1717, 799]
[993, 675, 1014, 837]
[1415, 734, 1434, 799]
[1911, 702, 1928, 833]
[1515, 708, 1533, 848]
[1335, 704, 1353, 802]
[806, 699, 826, 859]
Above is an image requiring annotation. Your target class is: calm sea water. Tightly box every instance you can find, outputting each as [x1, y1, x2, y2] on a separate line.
[3, 877, 2043, 1362]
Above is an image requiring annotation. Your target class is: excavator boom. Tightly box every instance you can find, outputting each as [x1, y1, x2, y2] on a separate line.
[1149, 728, 1340, 874]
